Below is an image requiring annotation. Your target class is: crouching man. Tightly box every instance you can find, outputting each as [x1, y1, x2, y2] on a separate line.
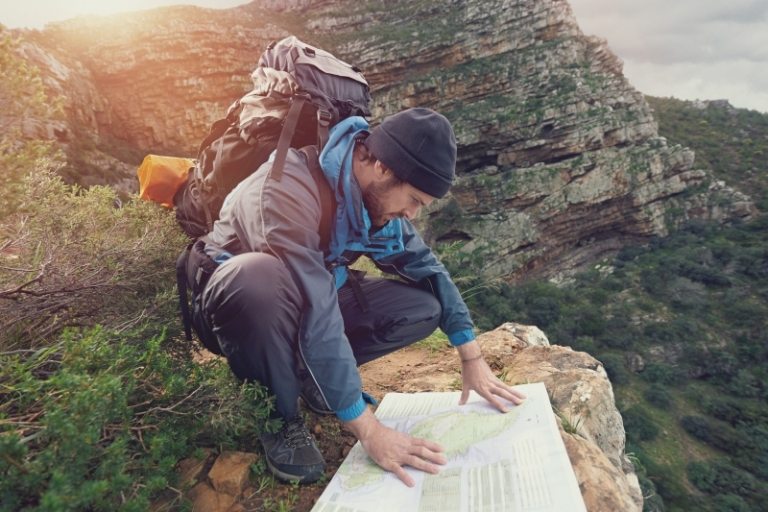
[189, 108, 526, 484]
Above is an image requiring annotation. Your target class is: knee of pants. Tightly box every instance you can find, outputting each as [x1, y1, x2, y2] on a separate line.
[202, 252, 299, 326]
[383, 289, 442, 342]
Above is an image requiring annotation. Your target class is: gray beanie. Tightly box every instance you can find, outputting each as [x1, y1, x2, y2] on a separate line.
[364, 108, 457, 198]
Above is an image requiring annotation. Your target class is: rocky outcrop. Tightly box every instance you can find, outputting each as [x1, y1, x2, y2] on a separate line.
[169, 323, 642, 511]
[9, 0, 757, 279]
[359, 323, 644, 512]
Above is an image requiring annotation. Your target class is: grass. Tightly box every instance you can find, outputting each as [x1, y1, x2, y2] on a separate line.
[415, 329, 451, 353]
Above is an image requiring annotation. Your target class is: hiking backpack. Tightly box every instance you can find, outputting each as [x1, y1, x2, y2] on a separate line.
[173, 36, 371, 238]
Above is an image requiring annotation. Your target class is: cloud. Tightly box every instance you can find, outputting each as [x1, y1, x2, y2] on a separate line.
[569, 0, 768, 112]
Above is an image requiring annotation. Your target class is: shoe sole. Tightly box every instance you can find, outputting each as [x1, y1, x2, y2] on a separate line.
[265, 457, 325, 484]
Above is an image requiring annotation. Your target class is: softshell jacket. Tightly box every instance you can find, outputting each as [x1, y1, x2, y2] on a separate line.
[205, 116, 475, 422]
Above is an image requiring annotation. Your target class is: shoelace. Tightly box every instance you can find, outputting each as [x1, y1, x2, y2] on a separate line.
[283, 420, 313, 449]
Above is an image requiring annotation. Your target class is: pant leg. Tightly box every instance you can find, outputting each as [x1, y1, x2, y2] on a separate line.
[339, 277, 442, 366]
[200, 252, 303, 419]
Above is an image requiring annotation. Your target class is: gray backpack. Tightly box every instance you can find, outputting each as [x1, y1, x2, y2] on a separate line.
[174, 36, 371, 238]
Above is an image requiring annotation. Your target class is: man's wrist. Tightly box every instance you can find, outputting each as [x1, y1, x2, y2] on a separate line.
[343, 407, 378, 442]
[456, 340, 483, 362]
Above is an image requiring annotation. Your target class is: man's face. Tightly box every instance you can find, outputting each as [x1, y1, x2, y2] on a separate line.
[363, 173, 436, 228]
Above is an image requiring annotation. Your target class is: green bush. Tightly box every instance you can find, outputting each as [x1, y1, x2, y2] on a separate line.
[711, 494, 752, 512]
[623, 405, 659, 442]
[0, 172, 186, 349]
[0, 328, 276, 511]
[644, 384, 672, 408]
[640, 363, 683, 386]
[600, 353, 630, 386]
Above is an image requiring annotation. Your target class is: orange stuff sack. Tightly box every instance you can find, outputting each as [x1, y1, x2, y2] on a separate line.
[137, 155, 194, 208]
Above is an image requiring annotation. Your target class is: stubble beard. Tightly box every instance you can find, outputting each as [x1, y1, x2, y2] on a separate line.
[362, 177, 400, 230]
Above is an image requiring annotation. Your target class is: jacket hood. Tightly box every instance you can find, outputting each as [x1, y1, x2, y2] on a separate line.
[319, 116, 404, 285]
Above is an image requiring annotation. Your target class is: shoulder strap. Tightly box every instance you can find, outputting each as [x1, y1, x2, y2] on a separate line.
[299, 146, 336, 252]
[271, 95, 308, 182]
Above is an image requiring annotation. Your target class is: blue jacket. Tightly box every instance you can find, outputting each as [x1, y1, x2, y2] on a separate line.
[207, 116, 475, 422]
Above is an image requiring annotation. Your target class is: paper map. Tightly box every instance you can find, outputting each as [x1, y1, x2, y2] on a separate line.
[311, 382, 586, 512]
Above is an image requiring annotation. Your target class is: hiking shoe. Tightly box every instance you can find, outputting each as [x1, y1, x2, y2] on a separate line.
[260, 417, 325, 484]
[300, 376, 334, 416]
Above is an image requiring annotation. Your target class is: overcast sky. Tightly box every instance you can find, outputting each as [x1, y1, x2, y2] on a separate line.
[2, 0, 766, 113]
[569, 0, 768, 113]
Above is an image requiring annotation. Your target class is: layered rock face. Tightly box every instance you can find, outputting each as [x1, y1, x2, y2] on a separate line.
[14, 0, 755, 278]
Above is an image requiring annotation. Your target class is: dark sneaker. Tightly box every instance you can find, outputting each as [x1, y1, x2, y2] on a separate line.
[300, 376, 334, 416]
[260, 417, 325, 484]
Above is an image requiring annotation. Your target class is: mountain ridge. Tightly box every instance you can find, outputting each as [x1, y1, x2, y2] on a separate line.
[5, 0, 757, 281]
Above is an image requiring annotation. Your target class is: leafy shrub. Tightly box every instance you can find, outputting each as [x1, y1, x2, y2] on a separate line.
[711, 494, 751, 512]
[600, 353, 630, 386]
[687, 461, 716, 493]
[0, 328, 276, 510]
[571, 335, 597, 354]
[0, 172, 186, 349]
[640, 363, 683, 386]
[644, 384, 672, 408]
[622, 405, 659, 442]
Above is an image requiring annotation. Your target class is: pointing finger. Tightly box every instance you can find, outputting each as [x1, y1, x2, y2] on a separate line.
[481, 390, 508, 413]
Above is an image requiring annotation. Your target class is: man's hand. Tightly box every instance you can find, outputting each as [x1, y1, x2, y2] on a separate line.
[457, 341, 526, 412]
[345, 408, 447, 487]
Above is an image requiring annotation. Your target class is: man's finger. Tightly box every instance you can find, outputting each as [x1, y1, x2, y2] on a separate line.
[413, 437, 445, 454]
[459, 387, 469, 405]
[481, 390, 508, 413]
[392, 465, 415, 487]
[412, 444, 447, 465]
[405, 455, 441, 475]
[495, 386, 527, 405]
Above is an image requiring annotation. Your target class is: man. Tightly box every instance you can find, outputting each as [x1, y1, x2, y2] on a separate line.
[193, 108, 526, 485]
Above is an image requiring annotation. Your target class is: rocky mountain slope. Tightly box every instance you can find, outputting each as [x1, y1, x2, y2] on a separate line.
[8, 0, 756, 280]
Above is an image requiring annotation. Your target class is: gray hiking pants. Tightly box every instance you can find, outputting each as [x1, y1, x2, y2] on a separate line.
[195, 252, 441, 419]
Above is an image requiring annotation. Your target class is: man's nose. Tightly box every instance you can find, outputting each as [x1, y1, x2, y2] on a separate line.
[403, 206, 420, 220]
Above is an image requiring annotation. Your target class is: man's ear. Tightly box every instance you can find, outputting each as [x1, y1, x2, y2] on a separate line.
[374, 160, 393, 180]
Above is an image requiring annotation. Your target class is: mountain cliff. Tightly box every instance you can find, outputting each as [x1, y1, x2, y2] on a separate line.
[9, 0, 756, 281]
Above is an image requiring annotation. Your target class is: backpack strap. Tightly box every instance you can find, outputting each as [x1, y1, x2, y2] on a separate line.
[271, 94, 308, 182]
[175, 242, 194, 341]
[299, 146, 336, 252]
[316, 108, 332, 152]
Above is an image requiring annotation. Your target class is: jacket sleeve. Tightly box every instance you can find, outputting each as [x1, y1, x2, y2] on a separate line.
[373, 219, 476, 346]
[226, 154, 366, 422]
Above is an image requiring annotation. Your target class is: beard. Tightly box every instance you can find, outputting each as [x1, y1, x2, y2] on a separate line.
[362, 176, 400, 229]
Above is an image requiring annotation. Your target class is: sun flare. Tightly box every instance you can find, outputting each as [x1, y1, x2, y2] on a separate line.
[1, 0, 249, 29]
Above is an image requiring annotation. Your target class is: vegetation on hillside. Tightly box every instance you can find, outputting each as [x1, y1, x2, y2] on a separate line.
[455, 218, 768, 512]
[446, 98, 768, 512]
[0, 35, 280, 511]
[646, 96, 768, 210]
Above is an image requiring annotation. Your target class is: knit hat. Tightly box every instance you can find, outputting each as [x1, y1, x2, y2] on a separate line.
[364, 108, 456, 198]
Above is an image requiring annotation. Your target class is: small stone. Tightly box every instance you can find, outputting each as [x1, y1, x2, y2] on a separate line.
[177, 451, 211, 489]
[208, 451, 258, 496]
[313, 423, 322, 435]
[187, 482, 236, 512]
